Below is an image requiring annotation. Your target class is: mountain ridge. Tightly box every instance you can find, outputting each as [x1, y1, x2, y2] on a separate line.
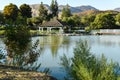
[0, 4, 119, 17]
[114, 8, 120, 12]
[30, 4, 99, 17]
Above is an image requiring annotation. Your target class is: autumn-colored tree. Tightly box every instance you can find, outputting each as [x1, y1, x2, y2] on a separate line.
[3, 3, 19, 21]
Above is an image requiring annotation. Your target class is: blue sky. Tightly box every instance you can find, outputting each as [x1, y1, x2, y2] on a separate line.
[0, 0, 120, 10]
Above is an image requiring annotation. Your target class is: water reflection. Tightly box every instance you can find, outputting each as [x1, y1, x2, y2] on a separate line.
[98, 35, 120, 46]
[4, 39, 41, 70]
[39, 36, 71, 57]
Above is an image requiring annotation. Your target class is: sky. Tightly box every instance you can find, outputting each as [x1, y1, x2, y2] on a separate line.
[0, 0, 120, 10]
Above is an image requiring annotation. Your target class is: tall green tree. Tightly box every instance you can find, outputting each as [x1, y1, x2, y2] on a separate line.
[90, 13, 116, 29]
[39, 2, 48, 21]
[19, 4, 32, 18]
[50, 0, 58, 17]
[3, 3, 19, 21]
[61, 4, 71, 19]
[54, 0, 58, 17]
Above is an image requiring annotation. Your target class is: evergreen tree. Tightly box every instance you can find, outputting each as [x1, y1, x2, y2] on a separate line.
[61, 40, 120, 80]
[50, 0, 58, 17]
[19, 4, 32, 18]
[54, 0, 58, 17]
[61, 4, 71, 19]
[39, 2, 48, 21]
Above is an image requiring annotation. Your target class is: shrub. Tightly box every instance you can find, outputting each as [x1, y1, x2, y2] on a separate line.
[61, 40, 120, 80]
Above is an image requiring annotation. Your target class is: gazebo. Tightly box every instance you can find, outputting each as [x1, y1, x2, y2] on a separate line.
[38, 19, 64, 33]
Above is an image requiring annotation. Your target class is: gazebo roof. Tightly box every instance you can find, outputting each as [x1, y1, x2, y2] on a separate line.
[40, 19, 64, 27]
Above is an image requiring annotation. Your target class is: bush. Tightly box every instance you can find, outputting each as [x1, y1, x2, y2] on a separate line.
[61, 40, 120, 80]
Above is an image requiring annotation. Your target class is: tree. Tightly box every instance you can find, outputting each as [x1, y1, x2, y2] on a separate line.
[90, 13, 116, 29]
[39, 2, 48, 21]
[4, 25, 30, 64]
[3, 3, 19, 21]
[19, 4, 32, 18]
[81, 15, 95, 27]
[54, 0, 58, 17]
[0, 12, 4, 24]
[61, 4, 71, 19]
[50, 0, 58, 17]
[115, 13, 120, 26]
[61, 40, 120, 80]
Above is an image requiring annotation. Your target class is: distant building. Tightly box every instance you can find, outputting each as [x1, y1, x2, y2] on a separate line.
[38, 19, 67, 33]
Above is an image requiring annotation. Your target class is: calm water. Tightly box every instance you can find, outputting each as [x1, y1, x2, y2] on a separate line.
[1, 35, 120, 80]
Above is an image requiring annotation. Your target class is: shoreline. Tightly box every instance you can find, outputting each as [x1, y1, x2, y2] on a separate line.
[0, 64, 57, 80]
[1, 32, 120, 38]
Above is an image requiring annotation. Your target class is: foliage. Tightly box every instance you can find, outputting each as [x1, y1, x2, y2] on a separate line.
[15, 12, 27, 25]
[4, 25, 31, 65]
[50, 0, 58, 17]
[90, 13, 117, 29]
[28, 17, 42, 26]
[0, 30, 5, 35]
[19, 4, 32, 18]
[61, 40, 120, 80]
[5, 26, 31, 56]
[62, 15, 81, 28]
[0, 12, 4, 24]
[115, 13, 120, 26]
[61, 4, 71, 19]
[3, 3, 19, 21]
[4, 24, 42, 71]
[39, 2, 48, 21]
[81, 15, 95, 27]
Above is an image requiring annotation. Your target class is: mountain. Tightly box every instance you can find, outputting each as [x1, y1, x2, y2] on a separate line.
[29, 4, 98, 17]
[58, 5, 83, 13]
[114, 8, 120, 12]
[75, 5, 98, 12]
[75, 10, 119, 17]
[30, 4, 50, 17]
[74, 10, 100, 16]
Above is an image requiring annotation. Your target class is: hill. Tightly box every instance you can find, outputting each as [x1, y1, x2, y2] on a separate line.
[30, 4, 98, 17]
[75, 10, 119, 16]
[30, 4, 50, 17]
[114, 8, 120, 12]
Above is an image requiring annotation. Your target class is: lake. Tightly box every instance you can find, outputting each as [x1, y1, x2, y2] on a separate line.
[0, 35, 120, 80]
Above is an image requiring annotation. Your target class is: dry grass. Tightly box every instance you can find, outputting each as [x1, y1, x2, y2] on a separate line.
[0, 64, 57, 80]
